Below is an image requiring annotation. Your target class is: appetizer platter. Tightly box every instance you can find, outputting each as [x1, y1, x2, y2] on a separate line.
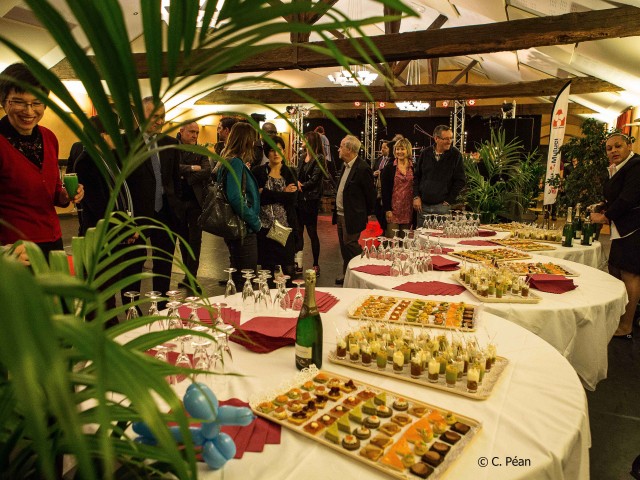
[491, 239, 557, 252]
[505, 261, 579, 277]
[448, 248, 532, 264]
[347, 295, 478, 331]
[451, 272, 542, 304]
[328, 327, 507, 400]
[250, 367, 481, 479]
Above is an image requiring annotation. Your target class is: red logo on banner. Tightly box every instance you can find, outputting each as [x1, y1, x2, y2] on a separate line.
[552, 109, 566, 128]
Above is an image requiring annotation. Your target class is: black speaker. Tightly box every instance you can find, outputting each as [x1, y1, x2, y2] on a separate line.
[501, 117, 538, 152]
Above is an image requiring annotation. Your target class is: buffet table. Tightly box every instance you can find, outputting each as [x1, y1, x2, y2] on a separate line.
[120, 288, 590, 480]
[344, 251, 626, 391]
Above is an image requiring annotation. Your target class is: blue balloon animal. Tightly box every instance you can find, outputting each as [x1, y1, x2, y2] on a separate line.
[133, 383, 256, 469]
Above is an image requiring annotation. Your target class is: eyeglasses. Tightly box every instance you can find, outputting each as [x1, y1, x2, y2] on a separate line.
[7, 99, 46, 111]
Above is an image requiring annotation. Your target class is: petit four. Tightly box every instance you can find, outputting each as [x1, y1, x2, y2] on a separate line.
[341, 379, 357, 393]
[348, 405, 363, 424]
[327, 386, 342, 400]
[317, 414, 336, 427]
[392, 397, 409, 411]
[369, 433, 392, 449]
[257, 401, 275, 413]
[273, 395, 289, 406]
[324, 423, 340, 444]
[408, 405, 429, 417]
[329, 404, 349, 417]
[359, 444, 384, 462]
[341, 434, 360, 451]
[441, 430, 461, 445]
[376, 405, 392, 418]
[430, 441, 451, 456]
[303, 420, 324, 435]
[378, 422, 401, 436]
[390, 413, 412, 427]
[337, 414, 351, 433]
[451, 422, 470, 435]
[363, 415, 381, 429]
[373, 391, 387, 405]
[421, 450, 443, 467]
[353, 425, 371, 440]
[288, 411, 308, 425]
[362, 399, 377, 415]
[410, 462, 434, 479]
[356, 390, 376, 401]
[272, 406, 288, 420]
[313, 372, 329, 383]
[343, 395, 361, 408]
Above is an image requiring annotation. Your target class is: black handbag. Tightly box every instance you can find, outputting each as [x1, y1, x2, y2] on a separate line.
[198, 168, 247, 240]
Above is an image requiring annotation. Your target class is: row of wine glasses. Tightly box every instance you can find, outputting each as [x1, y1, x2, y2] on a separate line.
[421, 211, 481, 238]
[361, 231, 443, 263]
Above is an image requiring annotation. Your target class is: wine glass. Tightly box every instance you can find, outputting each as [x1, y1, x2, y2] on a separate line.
[253, 278, 267, 313]
[291, 279, 305, 311]
[260, 273, 273, 310]
[242, 273, 256, 311]
[145, 290, 163, 331]
[174, 333, 193, 384]
[361, 237, 370, 259]
[185, 296, 201, 328]
[166, 301, 183, 331]
[434, 237, 443, 255]
[212, 301, 227, 326]
[153, 343, 174, 384]
[224, 267, 237, 305]
[377, 236, 386, 259]
[63, 172, 79, 212]
[123, 291, 140, 321]
[192, 327, 212, 381]
[279, 275, 291, 311]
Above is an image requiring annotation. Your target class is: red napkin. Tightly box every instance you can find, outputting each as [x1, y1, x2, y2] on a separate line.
[285, 289, 340, 313]
[526, 274, 577, 294]
[227, 315, 297, 353]
[393, 281, 466, 296]
[430, 255, 460, 271]
[478, 229, 497, 237]
[351, 264, 391, 276]
[458, 240, 499, 246]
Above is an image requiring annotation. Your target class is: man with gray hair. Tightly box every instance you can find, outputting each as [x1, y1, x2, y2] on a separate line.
[333, 134, 375, 285]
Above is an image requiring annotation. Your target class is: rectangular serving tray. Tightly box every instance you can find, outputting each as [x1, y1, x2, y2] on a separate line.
[451, 273, 542, 304]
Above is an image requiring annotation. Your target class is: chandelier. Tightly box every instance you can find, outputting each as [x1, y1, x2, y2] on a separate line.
[328, 65, 378, 87]
[396, 60, 430, 111]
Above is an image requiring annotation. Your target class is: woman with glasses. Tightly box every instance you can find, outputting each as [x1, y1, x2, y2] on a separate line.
[0, 63, 84, 259]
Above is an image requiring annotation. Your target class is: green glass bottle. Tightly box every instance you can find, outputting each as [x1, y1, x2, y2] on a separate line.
[573, 203, 582, 240]
[295, 269, 323, 370]
[581, 216, 593, 246]
[562, 207, 574, 247]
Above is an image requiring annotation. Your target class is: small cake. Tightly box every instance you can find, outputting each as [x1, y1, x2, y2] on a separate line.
[430, 441, 451, 456]
[341, 434, 360, 451]
[427, 410, 445, 424]
[273, 394, 289, 406]
[300, 391, 311, 403]
[451, 422, 471, 435]
[414, 441, 429, 456]
[359, 444, 384, 462]
[327, 386, 342, 401]
[340, 379, 357, 393]
[313, 372, 329, 383]
[441, 430, 461, 445]
[303, 420, 324, 435]
[444, 411, 457, 425]
[376, 405, 393, 418]
[257, 401, 275, 413]
[392, 397, 409, 411]
[421, 451, 443, 467]
[374, 391, 387, 406]
[301, 380, 315, 391]
[363, 415, 381, 429]
[378, 422, 401, 436]
[369, 433, 392, 449]
[343, 395, 361, 408]
[390, 413, 412, 427]
[304, 400, 317, 414]
[362, 399, 377, 415]
[287, 400, 303, 413]
[288, 411, 308, 425]
[272, 406, 288, 420]
[432, 421, 447, 436]
[314, 385, 327, 396]
[380, 450, 404, 471]
[317, 414, 336, 427]
[353, 425, 371, 440]
[408, 405, 429, 417]
[324, 423, 340, 444]
[314, 395, 328, 409]
[327, 377, 341, 388]
[410, 462, 435, 478]
[287, 388, 302, 400]
[401, 453, 416, 468]
[330, 404, 349, 417]
[356, 389, 376, 401]
[348, 405, 363, 424]
[337, 414, 351, 433]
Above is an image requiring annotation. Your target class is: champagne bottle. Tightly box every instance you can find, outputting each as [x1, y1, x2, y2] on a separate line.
[562, 207, 574, 247]
[581, 216, 593, 246]
[573, 204, 582, 240]
[295, 269, 323, 370]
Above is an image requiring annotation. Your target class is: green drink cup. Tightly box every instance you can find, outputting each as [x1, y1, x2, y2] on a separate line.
[63, 173, 79, 199]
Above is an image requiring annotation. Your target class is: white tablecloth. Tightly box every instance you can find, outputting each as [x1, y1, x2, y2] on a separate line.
[122, 289, 590, 480]
[345, 251, 626, 391]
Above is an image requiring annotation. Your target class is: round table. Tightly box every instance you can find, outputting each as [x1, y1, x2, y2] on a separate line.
[145, 289, 590, 480]
[344, 251, 626, 391]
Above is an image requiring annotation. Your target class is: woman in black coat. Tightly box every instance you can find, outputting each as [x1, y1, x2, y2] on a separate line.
[251, 135, 299, 284]
[590, 133, 640, 339]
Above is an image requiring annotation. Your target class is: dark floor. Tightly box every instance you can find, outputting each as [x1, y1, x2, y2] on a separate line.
[59, 212, 640, 480]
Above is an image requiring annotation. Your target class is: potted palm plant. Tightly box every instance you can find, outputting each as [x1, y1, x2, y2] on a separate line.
[0, 1, 416, 478]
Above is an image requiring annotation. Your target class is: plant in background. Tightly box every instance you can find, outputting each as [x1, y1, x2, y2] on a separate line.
[461, 129, 544, 223]
[0, 1, 416, 479]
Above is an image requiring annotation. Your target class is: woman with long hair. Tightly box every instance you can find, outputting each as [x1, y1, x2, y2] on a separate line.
[381, 137, 414, 237]
[252, 135, 299, 283]
[295, 131, 325, 276]
[218, 122, 261, 286]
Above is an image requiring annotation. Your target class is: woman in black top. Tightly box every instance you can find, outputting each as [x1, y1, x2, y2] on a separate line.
[252, 135, 299, 284]
[590, 133, 640, 339]
[295, 131, 325, 276]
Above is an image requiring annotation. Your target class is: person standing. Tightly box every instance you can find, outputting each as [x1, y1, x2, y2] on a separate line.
[315, 125, 338, 187]
[175, 121, 211, 285]
[296, 131, 325, 276]
[381, 138, 414, 237]
[413, 125, 465, 223]
[214, 116, 238, 156]
[372, 140, 391, 232]
[333, 135, 375, 285]
[0, 62, 84, 260]
[590, 133, 640, 339]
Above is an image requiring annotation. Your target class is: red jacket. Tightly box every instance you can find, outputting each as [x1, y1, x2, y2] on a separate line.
[0, 126, 64, 244]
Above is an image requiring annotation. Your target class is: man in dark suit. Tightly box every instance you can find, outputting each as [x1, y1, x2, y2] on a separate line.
[333, 135, 375, 285]
[125, 96, 182, 305]
[175, 121, 211, 284]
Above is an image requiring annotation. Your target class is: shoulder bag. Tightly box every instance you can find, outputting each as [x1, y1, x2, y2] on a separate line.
[265, 176, 292, 247]
[198, 167, 247, 240]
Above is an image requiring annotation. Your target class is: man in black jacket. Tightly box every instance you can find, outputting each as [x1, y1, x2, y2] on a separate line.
[413, 125, 465, 224]
[333, 135, 375, 285]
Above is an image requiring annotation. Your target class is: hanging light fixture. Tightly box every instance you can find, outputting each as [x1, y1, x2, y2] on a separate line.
[396, 60, 430, 112]
[328, 65, 378, 87]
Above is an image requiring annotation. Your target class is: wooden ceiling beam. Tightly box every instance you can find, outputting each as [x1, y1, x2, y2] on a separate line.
[51, 6, 640, 79]
[196, 76, 620, 104]
[449, 60, 479, 85]
[391, 14, 447, 80]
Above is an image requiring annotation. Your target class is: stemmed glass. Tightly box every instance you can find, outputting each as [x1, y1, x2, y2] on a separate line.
[153, 344, 173, 384]
[377, 236, 386, 260]
[241, 273, 256, 310]
[291, 279, 305, 311]
[434, 237, 443, 255]
[223, 268, 237, 304]
[192, 326, 212, 381]
[361, 237, 370, 259]
[174, 333, 193, 384]
[260, 272, 273, 310]
[185, 296, 201, 328]
[253, 278, 267, 312]
[145, 290, 163, 330]
[124, 291, 140, 321]
[279, 275, 292, 311]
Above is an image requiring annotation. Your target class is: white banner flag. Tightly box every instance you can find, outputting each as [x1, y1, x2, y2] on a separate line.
[544, 81, 571, 205]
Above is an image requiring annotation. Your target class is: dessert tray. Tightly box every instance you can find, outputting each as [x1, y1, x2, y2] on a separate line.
[449, 248, 532, 264]
[505, 261, 579, 277]
[250, 367, 481, 479]
[491, 239, 557, 252]
[451, 273, 542, 304]
[328, 351, 508, 401]
[347, 295, 478, 331]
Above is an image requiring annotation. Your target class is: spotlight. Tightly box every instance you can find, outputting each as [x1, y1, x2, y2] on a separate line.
[285, 105, 298, 115]
[250, 113, 266, 122]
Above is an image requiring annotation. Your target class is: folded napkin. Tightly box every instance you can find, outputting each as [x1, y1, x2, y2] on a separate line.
[430, 255, 460, 271]
[458, 240, 499, 246]
[285, 289, 340, 313]
[393, 281, 466, 296]
[478, 229, 497, 237]
[526, 274, 577, 294]
[226, 315, 297, 354]
[351, 264, 391, 276]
